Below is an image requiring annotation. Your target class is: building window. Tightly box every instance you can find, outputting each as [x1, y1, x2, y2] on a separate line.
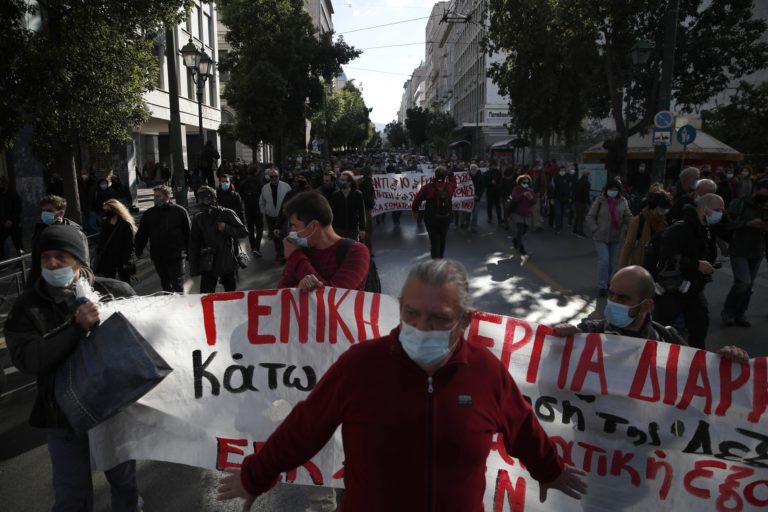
[203, 12, 211, 47]
[208, 76, 217, 108]
[218, 50, 229, 82]
[190, 5, 200, 39]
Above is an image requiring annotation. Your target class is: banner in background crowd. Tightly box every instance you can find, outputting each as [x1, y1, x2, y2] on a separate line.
[90, 289, 768, 511]
[369, 170, 475, 216]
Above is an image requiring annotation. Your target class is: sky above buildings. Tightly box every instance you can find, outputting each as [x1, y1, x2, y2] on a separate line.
[332, 0, 438, 128]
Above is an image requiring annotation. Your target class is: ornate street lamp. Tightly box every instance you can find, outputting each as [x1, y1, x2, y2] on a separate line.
[181, 38, 215, 151]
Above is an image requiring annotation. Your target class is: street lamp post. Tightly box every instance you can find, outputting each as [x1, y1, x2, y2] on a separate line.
[181, 39, 215, 177]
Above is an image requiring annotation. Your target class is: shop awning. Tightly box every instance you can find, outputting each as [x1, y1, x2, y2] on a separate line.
[582, 129, 743, 162]
[448, 139, 472, 148]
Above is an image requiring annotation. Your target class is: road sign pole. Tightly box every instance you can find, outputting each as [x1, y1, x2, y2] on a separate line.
[652, 0, 681, 185]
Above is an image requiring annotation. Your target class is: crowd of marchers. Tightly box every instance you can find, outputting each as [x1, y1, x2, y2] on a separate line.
[0, 147, 764, 511]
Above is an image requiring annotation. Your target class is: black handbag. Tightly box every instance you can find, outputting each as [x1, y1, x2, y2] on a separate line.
[54, 311, 173, 434]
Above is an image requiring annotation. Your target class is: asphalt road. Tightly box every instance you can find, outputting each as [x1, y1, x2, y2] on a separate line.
[2, 191, 766, 511]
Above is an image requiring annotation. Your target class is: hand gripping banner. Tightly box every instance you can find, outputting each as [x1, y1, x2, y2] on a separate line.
[89, 289, 768, 511]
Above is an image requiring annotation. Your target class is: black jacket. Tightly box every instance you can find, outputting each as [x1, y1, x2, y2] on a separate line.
[658, 205, 716, 294]
[574, 176, 591, 203]
[359, 176, 376, 210]
[726, 196, 767, 259]
[4, 276, 136, 428]
[577, 317, 687, 346]
[470, 171, 485, 200]
[189, 206, 247, 276]
[666, 194, 694, 224]
[483, 168, 502, 195]
[94, 219, 135, 277]
[551, 173, 573, 202]
[330, 189, 366, 233]
[239, 174, 265, 210]
[134, 202, 191, 260]
[0, 188, 22, 226]
[217, 188, 245, 224]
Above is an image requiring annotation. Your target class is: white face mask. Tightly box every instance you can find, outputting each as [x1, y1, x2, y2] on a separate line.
[41, 265, 76, 288]
[286, 223, 315, 249]
[399, 321, 456, 367]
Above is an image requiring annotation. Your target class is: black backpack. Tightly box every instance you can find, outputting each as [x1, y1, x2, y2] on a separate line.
[335, 239, 381, 293]
[426, 183, 452, 219]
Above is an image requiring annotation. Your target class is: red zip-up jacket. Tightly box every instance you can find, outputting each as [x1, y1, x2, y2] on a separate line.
[240, 327, 564, 511]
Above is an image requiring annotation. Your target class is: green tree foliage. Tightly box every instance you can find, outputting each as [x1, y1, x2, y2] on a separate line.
[425, 110, 457, 157]
[703, 81, 768, 156]
[311, 81, 372, 151]
[384, 121, 407, 148]
[2, 0, 193, 220]
[218, 0, 359, 161]
[486, 0, 768, 174]
[486, 0, 604, 150]
[405, 107, 430, 147]
[2, 0, 190, 152]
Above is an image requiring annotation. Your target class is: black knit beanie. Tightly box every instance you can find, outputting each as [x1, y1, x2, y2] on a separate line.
[38, 224, 88, 264]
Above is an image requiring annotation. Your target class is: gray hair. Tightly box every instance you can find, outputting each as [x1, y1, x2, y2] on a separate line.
[679, 167, 700, 184]
[695, 179, 717, 195]
[699, 193, 724, 210]
[402, 259, 472, 313]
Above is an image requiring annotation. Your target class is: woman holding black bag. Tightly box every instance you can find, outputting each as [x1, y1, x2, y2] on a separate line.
[93, 198, 136, 283]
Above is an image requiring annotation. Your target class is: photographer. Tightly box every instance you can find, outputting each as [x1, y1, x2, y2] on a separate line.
[652, 194, 724, 349]
[720, 179, 768, 327]
[189, 186, 247, 293]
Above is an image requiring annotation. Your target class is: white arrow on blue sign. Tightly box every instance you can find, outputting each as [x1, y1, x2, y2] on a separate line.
[677, 125, 697, 146]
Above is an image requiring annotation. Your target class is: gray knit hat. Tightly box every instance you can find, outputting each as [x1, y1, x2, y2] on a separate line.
[38, 224, 88, 264]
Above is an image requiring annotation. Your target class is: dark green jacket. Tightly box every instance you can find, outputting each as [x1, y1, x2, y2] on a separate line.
[4, 276, 136, 428]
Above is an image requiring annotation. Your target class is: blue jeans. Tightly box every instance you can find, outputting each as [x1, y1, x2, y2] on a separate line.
[722, 256, 762, 317]
[470, 200, 481, 227]
[48, 428, 142, 512]
[595, 241, 620, 289]
[554, 199, 569, 232]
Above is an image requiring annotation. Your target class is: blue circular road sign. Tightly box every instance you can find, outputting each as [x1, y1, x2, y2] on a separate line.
[654, 110, 674, 129]
[676, 125, 697, 146]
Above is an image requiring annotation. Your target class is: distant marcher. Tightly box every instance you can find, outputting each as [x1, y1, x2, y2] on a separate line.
[259, 169, 292, 262]
[585, 179, 633, 296]
[572, 167, 591, 238]
[484, 160, 503, 225]
[412, 166, 457, 259]
[239, 165, 266, 257]
[720, 180, 768, 327]
[201, 141, 220, 187]
[93, 199, 136, 283]
[189, 186, 247, 294]
[134, 185, 190, 293]
[0, 176, 23, 258]
[359, 167, 376, 251]
[330, 171, 366, 241]
[464, 164, 485, 232]
[618, 190, 672, 269]
[508, 174, 537, 256]
[216, 174, 246, 224]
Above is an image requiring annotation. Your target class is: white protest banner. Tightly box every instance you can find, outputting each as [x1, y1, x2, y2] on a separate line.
[370, 171, 475, 216]
[90, 290, 768, 511]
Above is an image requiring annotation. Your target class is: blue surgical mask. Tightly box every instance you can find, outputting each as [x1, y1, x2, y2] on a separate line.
[521, 183, 530, 189]
[399, 321, 455, 367]
[41, 266, 76, 288]
[286, 224, 314, 249]
[41, 211, 57, 225]
[604, 299, 642, 328]
[607, 190, 619, 198]
[707, 211, 723, 225]
[221, 182, 230, 191]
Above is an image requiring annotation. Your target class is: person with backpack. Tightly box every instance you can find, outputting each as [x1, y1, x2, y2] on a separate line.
[618, 190, 672, 269]
[277, 191, 371, 292]
[412, 166, 457, 259]
[652, 194, 725, 349]
[585, 179, 633, 297]
[507, 174, 537, 256]
[330, 170, 367, 241]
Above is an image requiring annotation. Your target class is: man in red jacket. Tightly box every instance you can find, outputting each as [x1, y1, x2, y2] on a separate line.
[412, 166, 457, 259]
[218, 259, 587, 511]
